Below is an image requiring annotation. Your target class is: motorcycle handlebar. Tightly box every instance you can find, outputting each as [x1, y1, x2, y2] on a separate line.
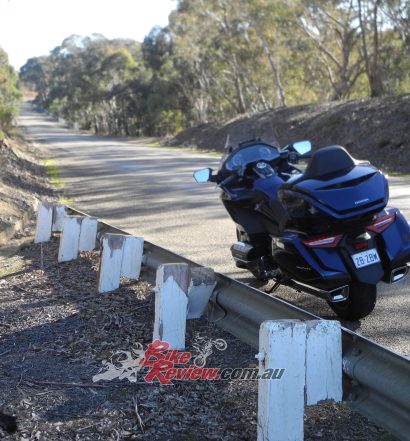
[218, 174, 237, 188]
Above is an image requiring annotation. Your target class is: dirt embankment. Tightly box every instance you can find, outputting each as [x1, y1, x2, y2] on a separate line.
[0, 136, 53, 246]
[166, 94, 410, 174]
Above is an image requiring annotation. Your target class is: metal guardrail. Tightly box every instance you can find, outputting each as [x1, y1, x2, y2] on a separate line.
[67, 206, 410, 440]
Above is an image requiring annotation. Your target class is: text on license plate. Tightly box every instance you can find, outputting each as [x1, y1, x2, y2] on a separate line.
[352, 248, 380, 269]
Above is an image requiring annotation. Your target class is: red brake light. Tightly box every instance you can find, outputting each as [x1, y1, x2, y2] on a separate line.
[354, 241, 369, 251]
[303, 234, 343, 248]
[367, 213, 395, 233]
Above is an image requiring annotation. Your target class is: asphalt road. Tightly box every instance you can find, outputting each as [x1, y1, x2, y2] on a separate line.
[18, 103, 410, 357]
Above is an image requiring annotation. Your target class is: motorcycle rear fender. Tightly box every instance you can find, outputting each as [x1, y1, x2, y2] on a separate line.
[276, 230, 385, 287]
[272, 231, 351, 290]
[298, 232, 385, 285]
[273, 209, 410, 289]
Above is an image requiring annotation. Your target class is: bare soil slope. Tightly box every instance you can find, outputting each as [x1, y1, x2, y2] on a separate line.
[0, 137, 53, 245]
[167, 94, 410, 173]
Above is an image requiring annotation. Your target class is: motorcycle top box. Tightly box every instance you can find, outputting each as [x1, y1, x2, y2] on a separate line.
[194, 133, 410, 320]
[278, 147, 389, 234]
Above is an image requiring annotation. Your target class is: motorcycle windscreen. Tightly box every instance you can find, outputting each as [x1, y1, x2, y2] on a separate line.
[219, 124, 280, 170]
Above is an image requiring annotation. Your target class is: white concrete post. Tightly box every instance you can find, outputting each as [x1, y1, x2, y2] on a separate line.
[96, 234, 144, 293]
[121, 236, 144, 279]
[52, 205, 68, 232]
[153, 263, 189, 350]
[257, 320, 306, 441]
[35, 201, 54, 243]
[187, 267, 216, 319]
[305, 320, 342, 405]
[97, 234, 126, 293]
[58, 216, 82, 262]
[78, 217, 98, 252]
[257, 320, 343, 441]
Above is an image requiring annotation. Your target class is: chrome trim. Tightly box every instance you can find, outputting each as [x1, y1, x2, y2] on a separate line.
[291, 280, 349, 303]
[389, 265, 409, 284]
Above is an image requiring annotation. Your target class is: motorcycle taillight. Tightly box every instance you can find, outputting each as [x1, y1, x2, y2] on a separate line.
[354, 241, 369, 251]
[366, 213, 395, 233]
[302, 234, 343, 248]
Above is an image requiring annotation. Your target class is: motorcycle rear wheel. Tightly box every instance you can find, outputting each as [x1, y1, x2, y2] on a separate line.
[327, 282, 376, 320]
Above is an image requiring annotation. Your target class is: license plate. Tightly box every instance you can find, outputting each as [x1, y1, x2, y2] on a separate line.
[352, 248, 380, 269]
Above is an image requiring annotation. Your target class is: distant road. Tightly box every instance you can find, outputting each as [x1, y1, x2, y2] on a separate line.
[18, 102, 410, 357]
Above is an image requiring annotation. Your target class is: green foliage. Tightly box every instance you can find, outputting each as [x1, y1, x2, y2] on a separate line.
[19, 2, 410, 137]
[155, 109, 184, 135]
[0, 47, 21, 134]
[42, 159, 61, 188]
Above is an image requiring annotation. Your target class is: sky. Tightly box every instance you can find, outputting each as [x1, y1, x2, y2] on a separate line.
[0, 0, 176, 70]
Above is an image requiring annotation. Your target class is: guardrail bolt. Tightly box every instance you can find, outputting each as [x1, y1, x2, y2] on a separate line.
[255, 352, 265, 362]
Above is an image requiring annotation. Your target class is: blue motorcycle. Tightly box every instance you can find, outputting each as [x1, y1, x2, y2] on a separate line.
[194, 137, 410, 319]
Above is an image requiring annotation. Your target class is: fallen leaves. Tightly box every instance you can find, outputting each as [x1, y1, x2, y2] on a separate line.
[0, 238, 390, 441]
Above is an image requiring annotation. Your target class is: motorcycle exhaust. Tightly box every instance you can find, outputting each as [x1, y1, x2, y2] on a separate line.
[231, 242, 265, 263]
[291, 280, 349, 303]
[389, 265, 409, 283]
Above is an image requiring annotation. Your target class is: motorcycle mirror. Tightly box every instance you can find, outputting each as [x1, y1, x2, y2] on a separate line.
[193, 168, 212, 183]
[292, 140, 312, 156]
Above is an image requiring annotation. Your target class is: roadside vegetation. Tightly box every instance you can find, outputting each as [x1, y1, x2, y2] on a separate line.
[0, 47, 21, 139]
[42, 159, 62, 188]
[19, 0, 410, 138]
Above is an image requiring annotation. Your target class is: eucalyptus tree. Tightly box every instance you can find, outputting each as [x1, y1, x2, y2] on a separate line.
[355, 0, 385, 96]
[297, 0, 365, 100]
[18, 1, 410, 136]
[383, 0, 410, 58]
[0, 47, 21, 137]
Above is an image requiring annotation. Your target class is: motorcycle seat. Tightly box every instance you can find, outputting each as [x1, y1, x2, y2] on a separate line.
[282, 145, 356, 188]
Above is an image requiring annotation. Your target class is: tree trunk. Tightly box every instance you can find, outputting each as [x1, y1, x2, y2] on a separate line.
[358, 0, 383, 97]
[231, 55, 247, 114]
[255, 29, 287, 107]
